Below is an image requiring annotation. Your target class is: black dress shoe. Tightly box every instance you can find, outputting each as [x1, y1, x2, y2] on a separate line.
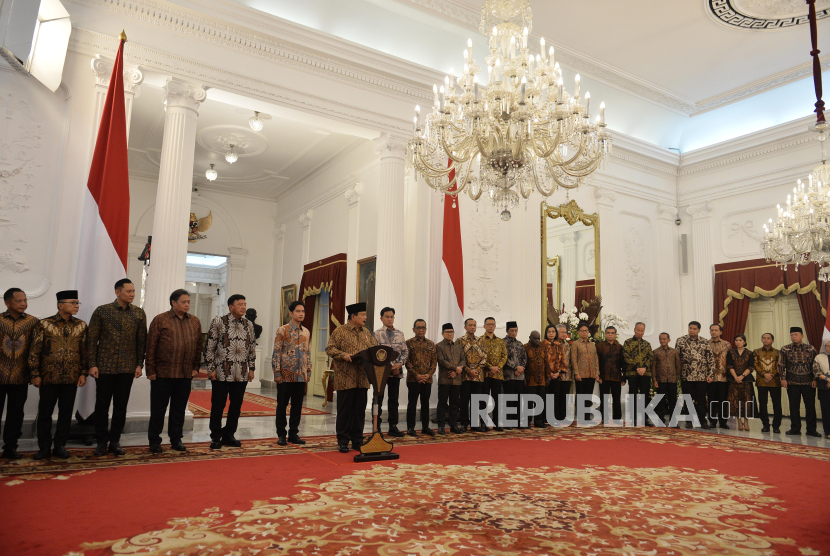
[52, 447, 70, 459]
[479, 426, 490, 432]
[387, 426, 405, 438]
[493, 426, 504, 432]
[221, 437, 242, 448]
[277, 437, 287, 446]
[450, 424, 464, 434]
[773, 427, 780, 433]
[288, 435, 306, 445]
[806, 431, 822, 438]
[108, 443, 126, 456]
[338, 444, 350, 453]
[33, 450, 50, 460]
[1, 449, 21, 460]
[171, 441, 187, 452]
[149, 444, 163, 454]
[437, 426, 446, 435]
[761, 426, 770, 432]
[209, 441, 222, 450]
[786, 429, 801, 436]
[421, 428, 435, 437]
[351, 438, 364, 450]
[93, 444, 107, 457]
[685, 422, 693, 429]
[407, 428, 418, 436]
[700, 422, 711, 430]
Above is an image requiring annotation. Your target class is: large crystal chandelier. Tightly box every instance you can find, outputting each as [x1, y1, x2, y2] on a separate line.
[407, 0, 611, 220]
[761, 0, 830, 281]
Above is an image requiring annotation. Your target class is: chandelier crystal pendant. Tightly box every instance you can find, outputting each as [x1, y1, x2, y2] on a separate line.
[406, 0, 612, 220]
[249, 111, 264, 132]
[205, 164, 218, 181]
[225, 144, 238, 164]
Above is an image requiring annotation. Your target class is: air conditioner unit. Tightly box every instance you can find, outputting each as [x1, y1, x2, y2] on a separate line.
[0, 0, 71, 92]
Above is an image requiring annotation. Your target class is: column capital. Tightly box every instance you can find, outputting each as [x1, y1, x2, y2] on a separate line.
[228, 247, 248, 270]
[91, 55, 144, 94]
[685, 201, 713, 220]
[559, 233, 576, 247]
[299, 210, 313, 228]
[345, 182, 363, 206]
[275, 223, 286, 240]
[163, 78, 207, 114]
[656, 203, 679, 222]
[373, 133, 408, 160]
[593, 187, 618, 207]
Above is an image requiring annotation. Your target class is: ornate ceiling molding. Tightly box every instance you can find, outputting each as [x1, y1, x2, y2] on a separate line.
[706, 0, 830, 31]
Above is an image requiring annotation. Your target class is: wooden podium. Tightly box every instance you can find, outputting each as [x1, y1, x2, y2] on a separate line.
[354, 344, 400, 463]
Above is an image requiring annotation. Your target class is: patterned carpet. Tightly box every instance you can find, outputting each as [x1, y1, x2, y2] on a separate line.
[185, 390, 327, 418]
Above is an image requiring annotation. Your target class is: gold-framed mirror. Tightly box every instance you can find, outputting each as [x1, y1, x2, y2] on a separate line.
[541, 200, 601, 327]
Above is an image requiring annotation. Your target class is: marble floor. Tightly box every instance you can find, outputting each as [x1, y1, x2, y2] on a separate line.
[17, 385, 830, 451]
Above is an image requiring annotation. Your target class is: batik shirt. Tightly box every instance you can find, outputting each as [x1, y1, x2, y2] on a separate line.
[86, 301, 147, 374]
[652, 346, 681, 383]
[272, 321, 311, 382]
[204, 314, 257, 382]
[146, 310, 202, 379]
[753, 346, 780, 387]
[457, 333, 487, 382]
[622, 337, 654, 377]
[326, 322, 377, 390]
[543, 339, 566, 381]
[0, 311, 39, 385]
[374, 326, 408, 378]
[596, 340, 625, 382]
[555, 339, 572, 381]
[28, 314, 88, 385]
[524, 342, 549, 387]
[570, 339, 599, 380]
[436, 339, 465, 385]
[778, 342, 817, 386]
[710, 338, 731, 383]
[478, 334, 508, 380]
[502, 335, 529, 381]
[675, 335, 715, 382]
[405, 337, 437, 384]
[726, 349, 755, 382]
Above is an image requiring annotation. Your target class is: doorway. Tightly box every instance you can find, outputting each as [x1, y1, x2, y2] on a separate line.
[309, 290, 331, 398]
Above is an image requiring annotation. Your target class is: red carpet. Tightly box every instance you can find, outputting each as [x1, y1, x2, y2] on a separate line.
[1, 429, 828, 555]
[186, 390, 327, 418]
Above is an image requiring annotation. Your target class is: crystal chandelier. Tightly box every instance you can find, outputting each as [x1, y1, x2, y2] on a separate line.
[225, 144, 238, 164]
[205, 164, 217, 181]
[407, 0, 611, 220]
[249, 111, 264, 132]
[761, 0, 830, 281]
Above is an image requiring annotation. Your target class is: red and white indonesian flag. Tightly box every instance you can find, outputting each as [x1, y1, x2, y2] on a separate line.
[438, 163, 464, 330]
[75, 36, 131, 418]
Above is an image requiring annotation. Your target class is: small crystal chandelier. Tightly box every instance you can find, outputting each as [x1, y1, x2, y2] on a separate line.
[761, 0, 830, 280]
[407, 0, 611, 220]
[249, 111, 264, 132]
[225, 144, 238, 164]
[205, 164, 217, 181]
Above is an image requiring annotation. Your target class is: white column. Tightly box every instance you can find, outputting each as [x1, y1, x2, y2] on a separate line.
[411, 172, 432, 329]
[300, 210, 313, 266]
[90, 55, 143, 141]
[656, 204, 682, 335]
[227, 247, 248, 295]
[594, 187, 617, 309]
[268, 222, 287, 374]
[560, 233, 577, 309]
[143, 78, 206, 319]
[373, 134, 408, 314]
[344, 183, 362, 305]
[686, 202, 715, 323]
[427, 190, 443, 341]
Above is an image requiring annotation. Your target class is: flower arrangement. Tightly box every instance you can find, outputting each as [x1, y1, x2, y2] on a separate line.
[546, 296, 628, 342]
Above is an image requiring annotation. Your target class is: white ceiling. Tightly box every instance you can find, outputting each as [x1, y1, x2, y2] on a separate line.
[128, 84, 366, 199]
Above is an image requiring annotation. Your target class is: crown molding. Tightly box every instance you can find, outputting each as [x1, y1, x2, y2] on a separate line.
[275, 138, 368, 202]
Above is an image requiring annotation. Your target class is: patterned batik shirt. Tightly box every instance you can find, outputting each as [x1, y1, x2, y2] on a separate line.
[457, 333, 487, 382]
[778, 342, 817, 386]
[204, 314, 257, 382]
[502, 335, 529, 381]
[556, 339, 572, 381]
[436, 339, 465, 385]
[374, 326, 408, 378]
[570, 339, 599, 380]
[405, 336, 437, 383]
[675, 335, 715, 382]
[726, 349, 755, 382]
[272, 321, 311, 382]
[753, 346, 780, 387]
[622, 337, 654, 377]
[0, 311, 39, 385]
[652, 346, 681, 384]
[596, 340, 625, 382]
[28, 314, 88, 385]
[326, 322, 377, 390]
[478, 334, 508, 380]
[524, 342, 549, 387]
[544, 339, 566, 381]
[710, 338, 731, 383]
[145, 310, 202, 379]
[86, 301, 147, 374]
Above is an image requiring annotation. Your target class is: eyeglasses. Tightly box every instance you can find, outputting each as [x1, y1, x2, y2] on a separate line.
[414, 326, 426, 330]
[59, 301, 81, 306]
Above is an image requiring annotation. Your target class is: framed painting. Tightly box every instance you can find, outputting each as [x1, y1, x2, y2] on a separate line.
[356, 256, 377, 331]
[280, 284, 297, 326]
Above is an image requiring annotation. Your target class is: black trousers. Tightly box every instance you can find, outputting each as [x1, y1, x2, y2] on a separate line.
[503, 380, 524, 425]
[406, 381, 432, 430]
[787, 384, 818, 433]
[95, 373, 134, 445]
[482, 377, 503, 426]
[276, 381, 306, 438]
[148, 378, 192, 445]
[336, 387, 367, 446]
[0, 384, 28, 451]
[460, 380, 484, 426]
[818, 389, 830, 436]
[599, 380, 622, 421]
[628, 374, 651, 425]
[575, 377, 596, 396]
[681, 379, 708, 424]
[437, 384, 461, 427]
[656, 382, 679, 422]
[707, 381, 729, 425]
[756, 386, 782, 429]
[547, 380, 569, 422]
[377, 377, 400, 428]
[523, 385, 546, 426]
[37, 383, 77, 451]
[209, 381, 247, 441]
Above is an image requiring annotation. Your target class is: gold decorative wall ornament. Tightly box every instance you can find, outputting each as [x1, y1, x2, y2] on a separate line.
[188, 212, 212, 242]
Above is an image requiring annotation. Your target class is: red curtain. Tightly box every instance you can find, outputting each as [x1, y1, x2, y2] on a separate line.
[713, 258, 829, 349]
[574, 279, 596, 309]
[298, 253, 348, 342]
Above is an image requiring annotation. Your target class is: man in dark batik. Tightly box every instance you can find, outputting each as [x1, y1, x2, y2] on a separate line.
[436, 323, 464, 434]
[596, 326, 625, 422]
[622, 322, 654, 426]
[780, 326, 819, 437]
[458, 319, 487, 432]
[524, 331, 548, 428]
[405, 319, 437, 436]
[754, 332, 782, 433]
[502, 321, 527, 430]
[479, 317, 507, 431]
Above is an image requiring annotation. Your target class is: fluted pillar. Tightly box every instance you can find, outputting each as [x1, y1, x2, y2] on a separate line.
[300, 210, 313, 266]
[686, 202, 714, 323]
[427, 189, 443, 341]
[91, 55, 143, 142]
[656, 204, 682, 335]
[345, 183, 362, 305]
[594, 187, 617, 309]
[373, 134, 408, 314]
[560, 233, 577, 309]
[143, 78, 206, 319]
